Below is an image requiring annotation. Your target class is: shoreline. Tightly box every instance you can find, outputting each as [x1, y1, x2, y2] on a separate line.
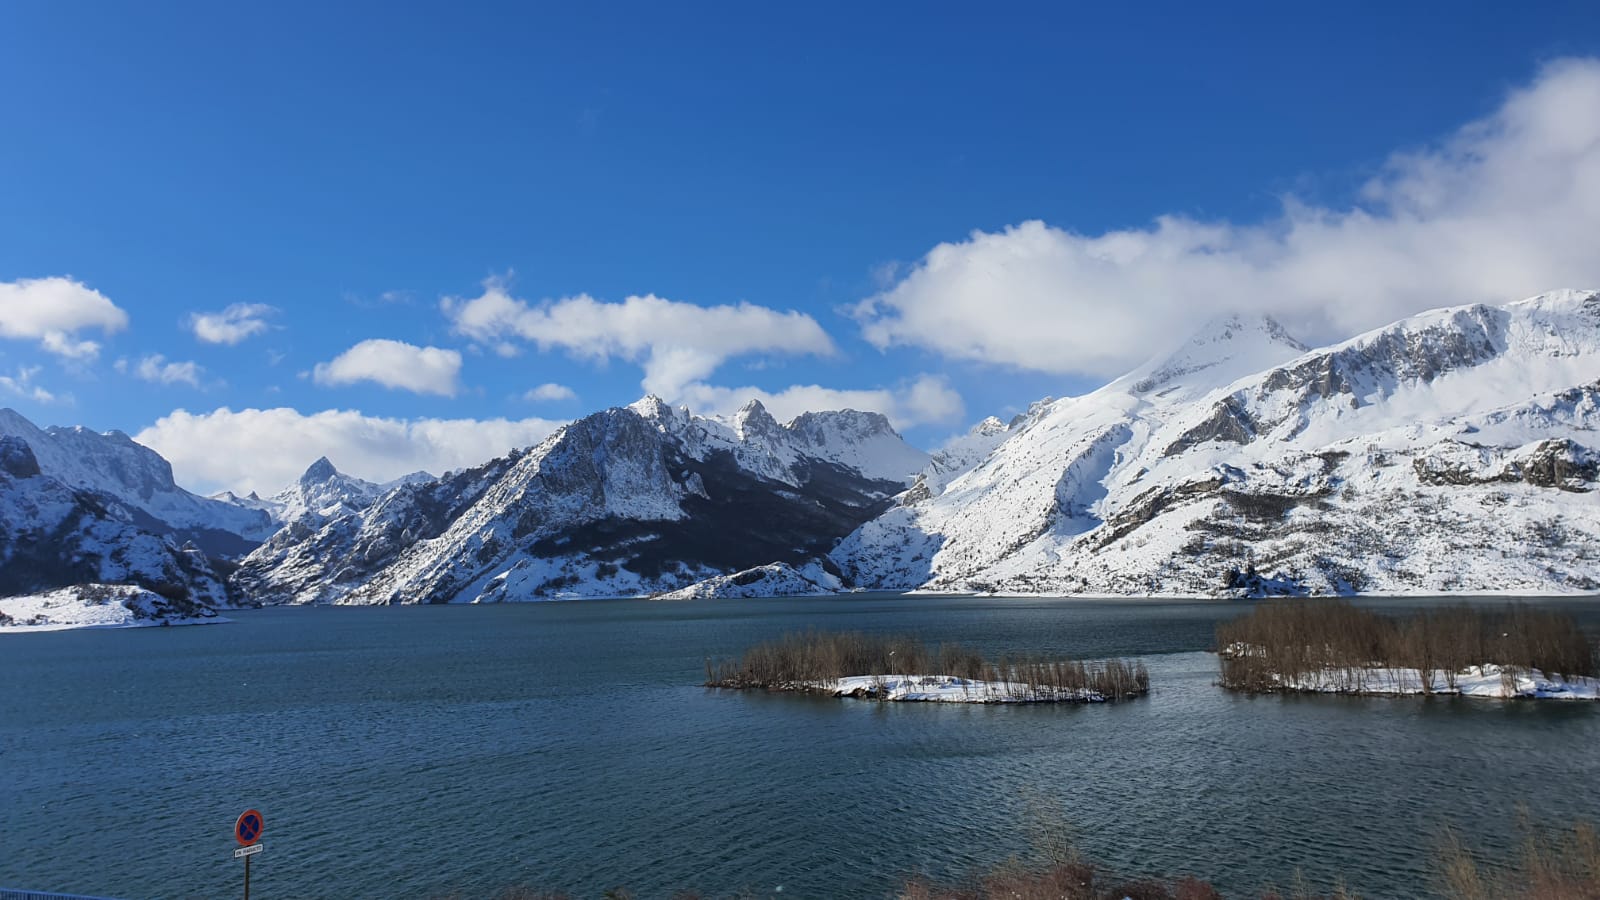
[1253, 662, 1600, 701]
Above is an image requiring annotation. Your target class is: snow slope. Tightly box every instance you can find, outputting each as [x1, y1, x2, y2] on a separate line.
[0, 408, 273, 553]
[835, 292, 1600, 597]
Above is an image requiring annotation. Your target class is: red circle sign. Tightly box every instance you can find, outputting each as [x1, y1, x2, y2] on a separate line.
[235, 809, 264, 846]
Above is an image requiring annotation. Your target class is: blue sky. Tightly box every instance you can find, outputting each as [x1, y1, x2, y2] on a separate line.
[3, 2, 1599, 493]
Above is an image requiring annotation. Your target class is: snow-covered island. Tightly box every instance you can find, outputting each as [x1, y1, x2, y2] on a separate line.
[1215, 600, 1599, 701]
[0, 583, 227, 633]
[817, 673, 1132, 703]
[706, 630, 1149, 704]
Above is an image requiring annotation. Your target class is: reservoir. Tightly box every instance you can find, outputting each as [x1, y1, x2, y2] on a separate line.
[3, 594, 1598, 898]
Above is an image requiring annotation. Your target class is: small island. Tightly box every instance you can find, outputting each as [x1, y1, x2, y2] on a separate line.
[706, 630, 1150, 703]
[1216, 600, 1600, 700]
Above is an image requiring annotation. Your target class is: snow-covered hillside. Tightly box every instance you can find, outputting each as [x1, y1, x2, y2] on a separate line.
[0, 408, 273, 554]
[0, 583, 225, 632]
[0, 436, 232, 608]
[834, 291, 1600, 597]
[231, 399, 928, 604]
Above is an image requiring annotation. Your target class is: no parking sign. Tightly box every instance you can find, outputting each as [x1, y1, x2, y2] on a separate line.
[232, 808, 264, 899]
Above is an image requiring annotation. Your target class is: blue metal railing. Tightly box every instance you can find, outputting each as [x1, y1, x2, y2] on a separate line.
[0, 883, 126, 890]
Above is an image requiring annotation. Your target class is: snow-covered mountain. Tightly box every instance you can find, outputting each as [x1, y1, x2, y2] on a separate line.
[0, 436, 230, 609]
[231, 398, 929, 604]
[834, 291, 1600, 596]
[231, 451, 526, 604]
[0, 408, 273, 555]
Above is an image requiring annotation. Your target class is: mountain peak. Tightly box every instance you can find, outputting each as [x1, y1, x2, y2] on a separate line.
[628, 394, 673, 419]
[1184, 313, 1308, 353]
[300, 456, 339, 485]
[732, 398, 781, 437]
[971, 416, 1008, 437]
[1127, 312, 1310, 398]
[0, 407, 42, 435]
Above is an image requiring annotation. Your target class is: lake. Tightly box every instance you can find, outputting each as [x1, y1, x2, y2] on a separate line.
[3, 594, 1599, 899]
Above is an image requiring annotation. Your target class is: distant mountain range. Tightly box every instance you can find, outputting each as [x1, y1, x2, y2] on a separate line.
[2, 289, 1597, 614]
[232, 397, 925, 604]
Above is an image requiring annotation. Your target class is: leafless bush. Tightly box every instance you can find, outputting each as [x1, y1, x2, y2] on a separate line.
[1217, 600, 1596, 692]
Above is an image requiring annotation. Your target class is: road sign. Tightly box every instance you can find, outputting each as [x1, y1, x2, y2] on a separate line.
[235, 809, 264, 846]
[234, 808, 265, 900]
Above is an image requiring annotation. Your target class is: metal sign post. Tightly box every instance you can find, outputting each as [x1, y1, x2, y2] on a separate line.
[233, 809, 264, 900]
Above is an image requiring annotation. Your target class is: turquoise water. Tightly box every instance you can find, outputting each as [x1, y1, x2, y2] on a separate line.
[2, 594, 1598, 899]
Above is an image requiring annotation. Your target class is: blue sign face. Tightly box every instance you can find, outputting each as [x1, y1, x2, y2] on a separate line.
[236, 811, 263, 845]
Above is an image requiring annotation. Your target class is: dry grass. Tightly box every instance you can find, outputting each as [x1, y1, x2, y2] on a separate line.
[899, 863, 1229, 900]
[1437, 814, 1600, 900]
[437, 815, 1600, 898]
[1216, 600, 1596, 693]
[704, 629, 1150, 700]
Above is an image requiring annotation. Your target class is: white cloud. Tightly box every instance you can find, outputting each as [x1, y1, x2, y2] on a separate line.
[523, 382, 577, 402]
[675, 374, 963, 430]
[0, 366, 57, 403]
[136, 407, 565, 495]
[118, 354, 203, 387]
[0, 276, 127, 359]
[189, 303, 277, 345]
[854, 58, 1600, 378]
[443, 281, 836, 397]
[312, 339, 463, 397]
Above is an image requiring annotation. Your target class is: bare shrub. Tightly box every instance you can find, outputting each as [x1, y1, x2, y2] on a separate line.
[706, 630, 1149, 700]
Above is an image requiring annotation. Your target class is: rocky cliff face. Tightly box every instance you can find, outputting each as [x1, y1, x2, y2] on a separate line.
[231, 399, 928, 604]
[0, 437, 230, 608]
[834, 291, 1600, 596]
